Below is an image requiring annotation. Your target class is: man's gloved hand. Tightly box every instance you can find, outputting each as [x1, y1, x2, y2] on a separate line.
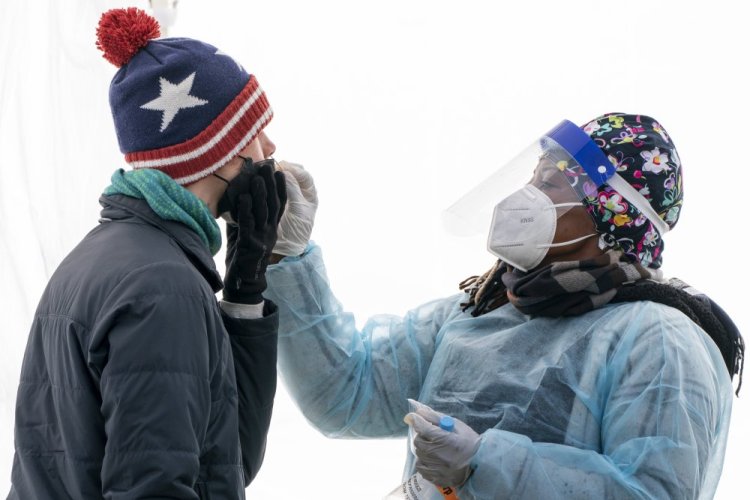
[273, 161, 318, 257]
[405, 399, 482, 488]
[223, 159, 287, 304]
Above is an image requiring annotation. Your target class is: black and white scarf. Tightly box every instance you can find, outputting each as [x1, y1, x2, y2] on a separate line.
[460, 251, 744, 393]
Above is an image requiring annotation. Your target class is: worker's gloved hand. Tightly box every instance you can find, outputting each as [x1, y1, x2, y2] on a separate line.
[405, 399, 481, 488]
[222, 158, 287, 304]
[273, 161, 318, 257]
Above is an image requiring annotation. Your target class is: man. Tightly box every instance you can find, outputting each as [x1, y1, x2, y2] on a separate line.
[265, 113, 743, 498]
[8, 8, 286, 498]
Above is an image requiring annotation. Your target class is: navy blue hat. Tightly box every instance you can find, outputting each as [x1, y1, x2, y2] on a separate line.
[96, 8, 272, 184]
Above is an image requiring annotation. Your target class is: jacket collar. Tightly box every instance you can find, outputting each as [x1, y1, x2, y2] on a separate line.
[99, 194, 224, 293]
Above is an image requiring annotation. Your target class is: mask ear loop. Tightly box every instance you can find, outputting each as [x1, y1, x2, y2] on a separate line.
[213, 173, 230, 185]
[543, 201, 583, 210]
[214, 154, 256, 185]
[536, 233, 597, 249]
[538, 201, 596, 249]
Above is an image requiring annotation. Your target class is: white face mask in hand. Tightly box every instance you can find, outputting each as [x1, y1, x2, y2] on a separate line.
[487, 184, 594, 272]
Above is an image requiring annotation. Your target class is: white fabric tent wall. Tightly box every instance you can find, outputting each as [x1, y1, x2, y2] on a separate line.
[1, 1, 747, 498]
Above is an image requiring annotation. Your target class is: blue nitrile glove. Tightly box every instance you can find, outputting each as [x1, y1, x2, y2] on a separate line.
[405, 399, 481, 488]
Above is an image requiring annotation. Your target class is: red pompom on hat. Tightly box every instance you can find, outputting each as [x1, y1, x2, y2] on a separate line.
[96, 7, 160, 67]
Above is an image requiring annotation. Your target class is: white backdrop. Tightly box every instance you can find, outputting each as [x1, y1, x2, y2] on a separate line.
[1, 1, 748, 498]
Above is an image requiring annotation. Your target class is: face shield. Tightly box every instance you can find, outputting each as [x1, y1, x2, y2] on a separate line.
[443, 119, 670, 271]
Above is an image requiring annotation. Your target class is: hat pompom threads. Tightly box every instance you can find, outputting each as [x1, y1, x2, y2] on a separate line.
[96, 8, 161, 68]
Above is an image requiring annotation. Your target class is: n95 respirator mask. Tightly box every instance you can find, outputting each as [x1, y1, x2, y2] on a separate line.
[487, 185, 593, 272]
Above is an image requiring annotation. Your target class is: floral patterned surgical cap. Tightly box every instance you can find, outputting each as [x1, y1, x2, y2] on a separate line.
[578, 113, 683, 268]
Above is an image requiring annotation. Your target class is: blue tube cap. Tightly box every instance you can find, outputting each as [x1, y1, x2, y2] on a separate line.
[439, 415, 455, 432]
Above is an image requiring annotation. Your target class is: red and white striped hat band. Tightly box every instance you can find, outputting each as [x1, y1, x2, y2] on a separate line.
[124, 75, 273, 185]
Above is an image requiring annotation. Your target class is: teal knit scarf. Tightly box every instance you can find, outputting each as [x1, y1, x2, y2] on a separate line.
[104, 169, 222, 255]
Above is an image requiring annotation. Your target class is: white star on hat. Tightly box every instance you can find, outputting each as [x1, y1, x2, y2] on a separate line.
[140, 72, 209, 132]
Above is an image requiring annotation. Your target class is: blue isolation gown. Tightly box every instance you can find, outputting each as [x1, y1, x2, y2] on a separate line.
[265, 244, 733, 499]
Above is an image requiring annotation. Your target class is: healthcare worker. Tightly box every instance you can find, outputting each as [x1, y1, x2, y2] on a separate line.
[9, 8, 289, 499]
[266, 113, 744, 499]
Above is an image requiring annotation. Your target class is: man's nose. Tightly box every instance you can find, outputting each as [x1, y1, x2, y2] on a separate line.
[261, 134, 276, 158]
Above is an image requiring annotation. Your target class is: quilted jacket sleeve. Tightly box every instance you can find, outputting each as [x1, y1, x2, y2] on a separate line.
[222, 300, 279, 486]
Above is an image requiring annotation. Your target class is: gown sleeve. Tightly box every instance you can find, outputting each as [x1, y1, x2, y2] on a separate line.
[265, 244, 460, 438]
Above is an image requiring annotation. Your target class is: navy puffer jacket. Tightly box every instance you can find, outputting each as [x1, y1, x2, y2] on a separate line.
[8, 194, 278, 499]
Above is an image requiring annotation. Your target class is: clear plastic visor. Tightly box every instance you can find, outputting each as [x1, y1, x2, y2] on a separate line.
[443, 135, 594, 236]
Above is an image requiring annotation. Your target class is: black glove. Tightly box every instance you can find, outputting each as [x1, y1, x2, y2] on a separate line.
[222, 158, 287, 304]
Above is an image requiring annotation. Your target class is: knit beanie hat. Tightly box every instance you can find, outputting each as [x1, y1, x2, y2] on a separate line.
[96, 8, 272, 185]
[577, 113, 683, 268]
